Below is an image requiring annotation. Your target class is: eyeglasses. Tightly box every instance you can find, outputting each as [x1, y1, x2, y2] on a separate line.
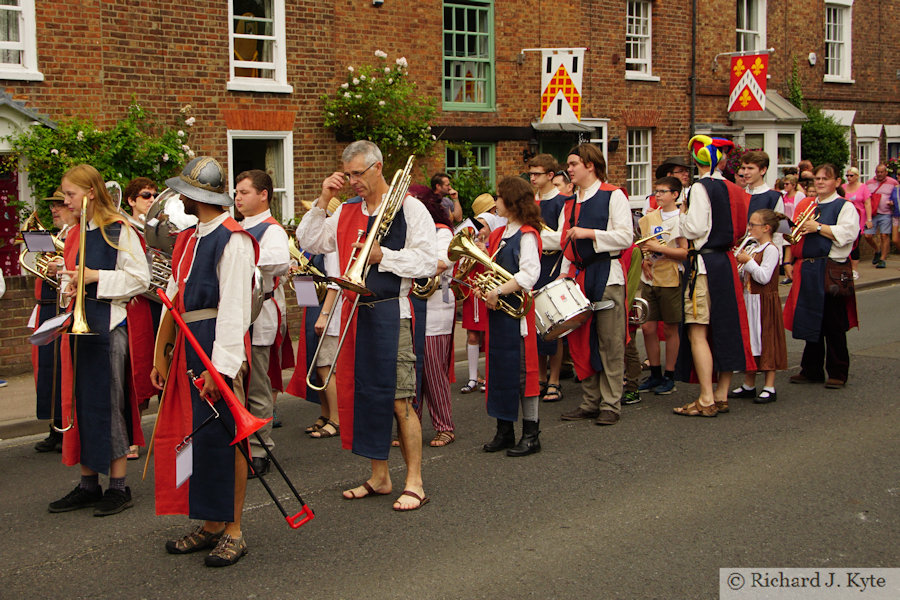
[653, 190, 676, 195]
[748, 222, 766, 228]
[137, 191, 159, 199]
[528, 171, 548, 178]
[554, 170, 570, 182]
[344, 162, 376, 182]
[846, 173, 857, 177]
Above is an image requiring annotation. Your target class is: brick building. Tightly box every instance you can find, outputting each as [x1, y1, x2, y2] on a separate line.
[0, 0, 897, 372]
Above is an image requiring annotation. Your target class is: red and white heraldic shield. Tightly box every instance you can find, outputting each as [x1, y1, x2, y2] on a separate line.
[728, 53, 769, 112]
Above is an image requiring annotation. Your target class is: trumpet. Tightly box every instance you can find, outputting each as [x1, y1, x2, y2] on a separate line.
[784, 201, 819, 245]
[634, 230, 672, 246]
[288, 237, 327, 302]
[306, 155, 416, 392]
[446, 229, 533, 318]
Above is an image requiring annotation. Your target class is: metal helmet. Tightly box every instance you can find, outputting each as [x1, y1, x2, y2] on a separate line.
[164, 156, 233, 207]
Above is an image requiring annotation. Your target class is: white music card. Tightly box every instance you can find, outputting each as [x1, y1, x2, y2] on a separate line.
[175, 441, 193, 488]
[293, 276, 320, 307]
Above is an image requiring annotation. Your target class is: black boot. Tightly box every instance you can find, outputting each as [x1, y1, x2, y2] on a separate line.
[35, 425, 63, 453]
[483, 419, 515, 452]
[507, 420, 541, 457]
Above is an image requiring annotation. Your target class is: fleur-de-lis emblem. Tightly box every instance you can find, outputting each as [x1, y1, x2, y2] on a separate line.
[750, 57, 765, 76]
[739, 88, 752, 107]
[733, 58, 746, 77]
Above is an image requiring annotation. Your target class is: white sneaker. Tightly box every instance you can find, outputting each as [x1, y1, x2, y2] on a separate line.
[0, 379, 8, 388]
[852, 270, 860, 280]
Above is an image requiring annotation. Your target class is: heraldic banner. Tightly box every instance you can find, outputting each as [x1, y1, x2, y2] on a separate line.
[540, 49, 584, 123]
[728, 53, 769, 112]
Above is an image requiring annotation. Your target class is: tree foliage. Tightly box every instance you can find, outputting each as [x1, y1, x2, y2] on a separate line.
[801, 105, 849, 174]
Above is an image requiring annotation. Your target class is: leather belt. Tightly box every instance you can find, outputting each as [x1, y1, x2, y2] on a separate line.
[181, 308, 218, 324]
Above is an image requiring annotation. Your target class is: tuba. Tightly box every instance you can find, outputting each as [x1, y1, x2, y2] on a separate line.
[446, 229, 533, 318]
[143, 188, 198, 302]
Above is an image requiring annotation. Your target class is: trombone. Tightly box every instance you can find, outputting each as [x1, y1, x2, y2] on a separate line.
[305, 155, 416, 392]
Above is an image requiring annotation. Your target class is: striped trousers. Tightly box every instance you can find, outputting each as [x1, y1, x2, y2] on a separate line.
[415, 333, 454, 432]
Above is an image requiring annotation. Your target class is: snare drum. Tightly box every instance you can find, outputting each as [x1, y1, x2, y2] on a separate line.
[532, 278, 592, 340]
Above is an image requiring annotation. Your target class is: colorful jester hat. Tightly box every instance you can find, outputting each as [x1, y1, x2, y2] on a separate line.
[688, 135, 735, 168]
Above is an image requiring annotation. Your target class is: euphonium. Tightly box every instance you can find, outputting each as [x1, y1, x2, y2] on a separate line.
[288, 237, 327, 302]
[18, 211, 68, 288]
[446, 229, 533, 319]
[784, 201, 819, 245]
[733, 233, 759, 275]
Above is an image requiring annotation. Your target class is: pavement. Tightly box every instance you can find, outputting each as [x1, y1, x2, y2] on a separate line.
[2, 258, 899, 443]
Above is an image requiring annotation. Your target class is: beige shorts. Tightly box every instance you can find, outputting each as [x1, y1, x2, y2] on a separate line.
[683, 274, 710, 325]
[395, 319, 417, 400]
[315, 334, 338, 367]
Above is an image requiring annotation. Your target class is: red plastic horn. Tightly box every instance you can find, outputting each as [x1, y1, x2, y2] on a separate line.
[158, 289, 270, 445]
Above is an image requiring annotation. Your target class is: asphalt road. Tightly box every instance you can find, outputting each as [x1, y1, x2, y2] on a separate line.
[1, 285, 897, 600]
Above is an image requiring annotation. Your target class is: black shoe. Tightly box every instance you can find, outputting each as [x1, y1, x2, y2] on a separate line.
[248, 456, 270, 479]
[728, 386, 757, 399]
[483, 419, 515, 452]
[49, 485, 103, 513]
[35, 427, 63, 453]
[271, 410, 283, 429]
[621, 391, 642, 405]
[754, 390, 777, 404]
[872, 252, 881, 265]
[507, 420, 541, 457]
[559, 364, 575, 380]
[93, 487, 133, 517]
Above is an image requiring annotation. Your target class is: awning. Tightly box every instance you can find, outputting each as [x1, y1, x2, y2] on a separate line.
[531, 121, 596, 133]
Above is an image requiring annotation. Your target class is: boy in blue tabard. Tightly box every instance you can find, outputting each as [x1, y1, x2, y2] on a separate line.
[295, 141, 437, 511]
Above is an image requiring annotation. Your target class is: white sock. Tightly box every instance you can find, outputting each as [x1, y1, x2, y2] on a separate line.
[467, 344, 480, 381]
[763, 386, 775, 393]
[743, 384, 755, 391]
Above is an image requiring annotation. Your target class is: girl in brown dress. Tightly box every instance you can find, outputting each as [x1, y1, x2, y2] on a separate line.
[731, 209, 789, 403]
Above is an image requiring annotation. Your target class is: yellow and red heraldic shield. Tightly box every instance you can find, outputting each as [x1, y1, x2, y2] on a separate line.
[728, 54, 769, 112]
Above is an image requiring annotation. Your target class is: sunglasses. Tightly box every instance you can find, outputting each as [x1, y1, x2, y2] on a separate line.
[137, 191, 159, 199]
[554, 170, 571, 182]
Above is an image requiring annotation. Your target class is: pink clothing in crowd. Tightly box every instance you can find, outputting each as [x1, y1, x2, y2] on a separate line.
[844, 184, 871, 231]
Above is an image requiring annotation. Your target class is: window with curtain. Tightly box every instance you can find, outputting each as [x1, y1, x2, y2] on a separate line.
[625, 1, 652, 77]
[443, 1, 494, 111]
[228, 0, 291, 93]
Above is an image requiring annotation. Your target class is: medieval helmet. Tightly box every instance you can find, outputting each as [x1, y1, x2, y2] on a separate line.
[164, 156, 233, 207]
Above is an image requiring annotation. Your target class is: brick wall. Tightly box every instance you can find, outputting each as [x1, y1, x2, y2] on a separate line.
[1, 0, 898, 371]
[0, 275, 37, 374]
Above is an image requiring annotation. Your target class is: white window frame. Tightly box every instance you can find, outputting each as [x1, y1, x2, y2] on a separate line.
[885, 125, 900, 160]
[0, 0, 42, 81]
[735, 0, 766, 53]
[226, 130, 295, 221]
[625, 1, 659, 82]
[227, 0, 292, 94]
[626, 129, 652, 199]
[854, 124, 882, 182]
[581, 117, 610, 163]
[824, 0, 854, 83]
[741, 127, 802, 186]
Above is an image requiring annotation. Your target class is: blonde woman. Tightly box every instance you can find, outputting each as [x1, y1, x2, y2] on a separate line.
[49, 164, 150, 517]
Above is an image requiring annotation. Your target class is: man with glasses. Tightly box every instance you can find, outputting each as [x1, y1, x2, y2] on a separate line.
[295, 141, 436, 511]
[430, 172, 462, 224]
[552, 170, 575, 197]
[527, 154, 568, 402]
